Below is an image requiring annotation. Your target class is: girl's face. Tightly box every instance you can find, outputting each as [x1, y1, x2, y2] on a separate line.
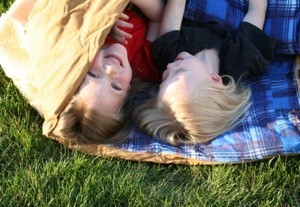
[77, 43, 132, 116]
[158, 52, 222, 105]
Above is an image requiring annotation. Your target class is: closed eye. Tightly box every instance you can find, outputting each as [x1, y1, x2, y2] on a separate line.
[176, 68, 186, 74]
[88, 71, 122, 91]
[87, 71, 100, 78]
[111, 83, 122, 91]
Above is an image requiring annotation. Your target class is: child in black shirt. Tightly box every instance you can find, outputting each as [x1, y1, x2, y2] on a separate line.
[134, 0, 276, 145]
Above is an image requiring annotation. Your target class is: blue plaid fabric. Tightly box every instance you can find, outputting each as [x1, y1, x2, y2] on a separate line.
[184, 0, 300, 54]
[107, 1, 300, 164]
[111, 55, 300, 164]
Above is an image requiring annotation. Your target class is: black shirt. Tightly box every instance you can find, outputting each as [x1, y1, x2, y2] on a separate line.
[152, 21, 276, 82]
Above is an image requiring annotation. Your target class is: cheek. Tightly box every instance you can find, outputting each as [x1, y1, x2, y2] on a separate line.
[126, 70, 132, 82]
[90, 52, 102, 71]
[121, 70, 133, 87]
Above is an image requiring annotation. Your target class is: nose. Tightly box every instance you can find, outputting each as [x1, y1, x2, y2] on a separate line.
[177, 51, 191, 59]
[167, 60, 179, 70]
[105, 65, 118, 79]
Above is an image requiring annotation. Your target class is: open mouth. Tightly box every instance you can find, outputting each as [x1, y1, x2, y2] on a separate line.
[106, 55, 123, 67]
[174, 56, 184, 62]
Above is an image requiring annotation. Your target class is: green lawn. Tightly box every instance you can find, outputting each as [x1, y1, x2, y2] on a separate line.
[1, 1, 300, 206]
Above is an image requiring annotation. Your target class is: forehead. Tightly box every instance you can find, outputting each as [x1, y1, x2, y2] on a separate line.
[158, 80, 188, 105]
[159, 71, 202, 93]
[159, 75, 216, 106]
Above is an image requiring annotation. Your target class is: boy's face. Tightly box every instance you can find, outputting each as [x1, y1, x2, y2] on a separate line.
[77, 43, 132, 116]
[158, 52, 222, 106]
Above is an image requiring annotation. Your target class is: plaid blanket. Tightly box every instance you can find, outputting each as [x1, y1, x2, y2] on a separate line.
[184, 0, 300, 54]
[112, 55, 299, 163]
[107, 1, 300, 164]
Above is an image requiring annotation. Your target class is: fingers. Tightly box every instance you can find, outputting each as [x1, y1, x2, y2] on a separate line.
[119, 13, 129, 20]
[115, 13, 132, 29]
[114, 26, 132, 39]
[110, 25, 132, 44]
[109, 13, 133, 44]
[115, 18, 133, 30]
[111, 31, 129, 44]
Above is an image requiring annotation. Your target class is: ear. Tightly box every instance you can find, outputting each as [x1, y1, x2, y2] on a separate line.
[210, 73, 223, 84]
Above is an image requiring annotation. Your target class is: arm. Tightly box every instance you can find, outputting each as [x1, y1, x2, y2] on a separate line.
[131, 0, 166, 42]
[243, 0, 267, 30]
[158, 0, 186, 37]
[130, 0, 165, 22]
[146, 21, 160, 42]
[223, 0, 274, 79]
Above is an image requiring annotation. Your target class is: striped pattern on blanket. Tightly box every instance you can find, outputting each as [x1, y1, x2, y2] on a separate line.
[184, 0, 300, 54]
[112, 55, 300, 164]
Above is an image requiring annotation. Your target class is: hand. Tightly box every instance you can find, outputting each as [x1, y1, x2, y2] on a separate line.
[109, 13, 133, 44]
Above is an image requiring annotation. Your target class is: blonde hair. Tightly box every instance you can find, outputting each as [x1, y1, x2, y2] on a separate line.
[52, 95, 125, 143]
[53, 79, 152, 144]
[134, 76, 251, 145]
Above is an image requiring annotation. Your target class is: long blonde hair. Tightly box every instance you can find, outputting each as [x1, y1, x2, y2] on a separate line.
[134, 76, 251, 145]
[53, 79, 153, 144]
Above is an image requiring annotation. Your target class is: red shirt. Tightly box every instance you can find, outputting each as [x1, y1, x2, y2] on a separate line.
[105, 9, 160, 82]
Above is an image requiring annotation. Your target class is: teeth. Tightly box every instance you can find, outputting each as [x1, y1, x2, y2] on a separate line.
[108, 56, 121, 65]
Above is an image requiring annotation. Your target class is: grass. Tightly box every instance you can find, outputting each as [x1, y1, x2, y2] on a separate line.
[1, 1, 300, 206]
